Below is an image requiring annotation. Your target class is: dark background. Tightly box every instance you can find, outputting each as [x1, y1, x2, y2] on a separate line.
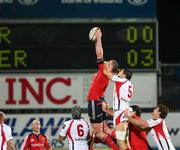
[157, 1, 180, 63]
[157, 1, 180, 110]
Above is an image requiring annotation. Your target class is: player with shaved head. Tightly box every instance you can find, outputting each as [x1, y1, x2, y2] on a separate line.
[21, 119, 52, 150]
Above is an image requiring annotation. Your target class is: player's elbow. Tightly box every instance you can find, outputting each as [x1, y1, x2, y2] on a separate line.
[96, 49, 103, 59]
[58, 135, 66, 142]
[139, 122, 150, 130]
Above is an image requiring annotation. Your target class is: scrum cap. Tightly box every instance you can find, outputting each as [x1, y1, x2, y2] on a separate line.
[71, 105, 82, 119]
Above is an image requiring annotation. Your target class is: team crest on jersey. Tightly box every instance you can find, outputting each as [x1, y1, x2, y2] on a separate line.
[30, 138, 35, 142]
[41, 137, 45, 141]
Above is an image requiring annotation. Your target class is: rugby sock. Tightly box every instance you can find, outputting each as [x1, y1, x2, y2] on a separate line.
[104, 135, 120, 150]
[125, 148, 131, 150]
[111, 130, 116, 139]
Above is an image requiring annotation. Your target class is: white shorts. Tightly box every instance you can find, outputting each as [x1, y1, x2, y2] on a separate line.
[113, 107, 132, 126]
[69, 143, 89, 150]
[113, 110, 127, 126]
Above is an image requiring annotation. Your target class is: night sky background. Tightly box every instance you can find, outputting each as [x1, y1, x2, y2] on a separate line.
[157, 1, 180, 63]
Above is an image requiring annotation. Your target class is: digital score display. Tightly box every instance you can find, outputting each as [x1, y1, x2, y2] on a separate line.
[0, 22, 157, 71]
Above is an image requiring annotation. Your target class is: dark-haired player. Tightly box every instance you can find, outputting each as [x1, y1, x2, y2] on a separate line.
[125, 104, 176, 150]
[104, 67, 133, 150]
[21, 119, 52, 150]
[128, 105, 149, 150]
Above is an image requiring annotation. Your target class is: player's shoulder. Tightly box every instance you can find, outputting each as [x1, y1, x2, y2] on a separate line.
[112, 75, 127, 82]
[74, 119, 89, 125]
[147, 118, 162, 127]
[40, 133, 48, 139]
[2, 124, 11, 130]
[154, 118, 162, 123]
[79, 118, 89, 124]
[63, 119, 74, 125]
[127, 80, 133, 85]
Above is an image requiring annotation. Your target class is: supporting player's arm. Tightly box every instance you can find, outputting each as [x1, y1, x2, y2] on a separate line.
[125, 110, 149, 130]
[102, 101, 114, 117]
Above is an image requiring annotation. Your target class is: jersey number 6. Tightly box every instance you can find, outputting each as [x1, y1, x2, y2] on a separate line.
[77, 124, 84, 137]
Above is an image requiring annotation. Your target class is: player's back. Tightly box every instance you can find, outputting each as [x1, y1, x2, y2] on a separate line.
[66, 119, 89, 150]
[87, 63, 109, 100]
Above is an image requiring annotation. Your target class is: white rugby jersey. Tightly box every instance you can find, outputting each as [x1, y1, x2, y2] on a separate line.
[147, 118, 175, 150]
[112, 75, 133, 111]
[0, 124, 13, 150]
[59, 119, 90, 150]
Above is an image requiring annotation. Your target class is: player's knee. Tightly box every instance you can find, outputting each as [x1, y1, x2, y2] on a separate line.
[115, 131, 126, 140]
[96, 130, 107, 140]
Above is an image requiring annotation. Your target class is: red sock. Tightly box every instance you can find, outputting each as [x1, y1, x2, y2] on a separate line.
[125, 148, 131, 150]
[111, 130, 116, 139]
[104, 135, 119, 150]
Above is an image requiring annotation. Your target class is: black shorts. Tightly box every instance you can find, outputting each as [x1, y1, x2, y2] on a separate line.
[88, 100, 106, 123]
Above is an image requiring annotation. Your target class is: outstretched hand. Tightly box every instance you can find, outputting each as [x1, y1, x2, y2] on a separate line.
[95, 29, 102, 40]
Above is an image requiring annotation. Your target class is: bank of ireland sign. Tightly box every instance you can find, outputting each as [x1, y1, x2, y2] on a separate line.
[0, 0, 156, 18]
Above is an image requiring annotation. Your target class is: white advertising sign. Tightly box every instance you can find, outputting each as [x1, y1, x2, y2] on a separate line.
[0, 72, 157, 109]
[5, 113, 180, 149]
[6, 114, 72, 149]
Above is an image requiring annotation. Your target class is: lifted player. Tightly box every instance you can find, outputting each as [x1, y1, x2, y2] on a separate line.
[87, 28, 120, 150]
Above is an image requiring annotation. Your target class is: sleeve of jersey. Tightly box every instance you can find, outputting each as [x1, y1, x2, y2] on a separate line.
[45, 136, 51, 150]
[5, 126, 13, 141]
[21, 135, 30, 150]
[59, 122, 68, 137]
[112, 75, 125, 82]
[97, 58, 104, 64]
[97, 59, 104, 70]
[147, 118, 162, 128]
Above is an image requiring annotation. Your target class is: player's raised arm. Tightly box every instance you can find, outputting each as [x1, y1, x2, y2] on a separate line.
[95, 29, 103, 59]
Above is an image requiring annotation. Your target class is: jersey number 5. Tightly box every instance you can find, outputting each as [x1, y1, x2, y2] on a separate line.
[77, 124, 84, 137]
[128, 85, 133, 98]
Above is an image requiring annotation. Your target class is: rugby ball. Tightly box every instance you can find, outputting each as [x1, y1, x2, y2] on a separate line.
[89, 27, 100, 41]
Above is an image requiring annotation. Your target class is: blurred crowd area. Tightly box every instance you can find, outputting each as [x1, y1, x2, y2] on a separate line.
[159, 63, 180, 111]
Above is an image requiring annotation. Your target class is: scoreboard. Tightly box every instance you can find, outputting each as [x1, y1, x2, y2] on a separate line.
[0, 21, 158, 71]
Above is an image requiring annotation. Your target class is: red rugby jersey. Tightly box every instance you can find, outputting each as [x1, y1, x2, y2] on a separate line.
[21, 133, 51, 150]
[87, 63, 109, 101]
[129, 115, 148, 150]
